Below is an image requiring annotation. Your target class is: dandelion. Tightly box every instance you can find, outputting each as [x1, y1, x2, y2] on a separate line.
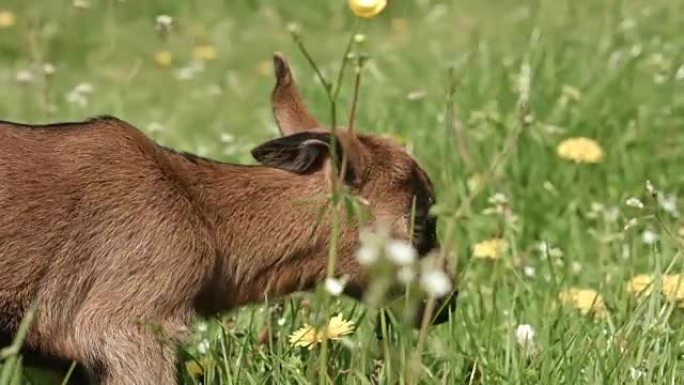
[324, 277, 346, 296]
[420, 269, 452, 298]
[515, 324, 536, 351]
[288, 314, 354, 349]
[472, 238, 507, 260]
[559, 288, 608, 318]
[153, 50, 173, 67]
[625, 197, 644, 209]
[348, 0, 387, 18]
[193, 45, 217, 62]
[0, 10, 16, 29]
[556, 137, 603, 163]
[627, 274, 684, 307]
[385, 239, 416, 265]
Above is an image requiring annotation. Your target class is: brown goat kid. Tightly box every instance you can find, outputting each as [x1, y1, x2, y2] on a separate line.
[0, 54, 457, 384]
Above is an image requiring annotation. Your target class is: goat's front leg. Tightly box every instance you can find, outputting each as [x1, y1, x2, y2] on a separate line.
[86, 326, 178, 385]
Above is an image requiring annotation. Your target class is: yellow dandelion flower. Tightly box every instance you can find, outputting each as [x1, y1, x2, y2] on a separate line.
[288, 314, 354, 349]
[626, 274, 684, 308]
[0, 10, 16, 29]
[154, 50, 173, 67]
[663, 275, 684, 305]
[348, 0, 387, 18]
[556, 137, 603, 164]
[559, 288, 608, 318]
[193, 45, 217, 62]
[185, 356, 214, 379]
[472, 238, 507, 260]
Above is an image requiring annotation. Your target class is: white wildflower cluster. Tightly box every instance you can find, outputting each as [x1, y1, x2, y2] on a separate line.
[66, 83, 93, 107]
[515, 323, 536, 354]
[355, 226, 452, 298]
[324, 276, 346, 296]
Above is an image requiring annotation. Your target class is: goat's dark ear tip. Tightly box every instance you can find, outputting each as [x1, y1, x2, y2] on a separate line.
[272, 52, 290, 83]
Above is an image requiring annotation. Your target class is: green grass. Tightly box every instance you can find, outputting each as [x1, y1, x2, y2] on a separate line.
[2, 0, 684, 383]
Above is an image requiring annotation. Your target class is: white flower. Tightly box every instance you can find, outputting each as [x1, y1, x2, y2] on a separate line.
[353, 33, 366, 44]
[196, 322, 208, 333]
[629, 367, 645, 380]
[197, 339, 210, 354]
[420, 269, 452, 298]
[324, 277, 346, 296]
[515, 324, 535, 347]
[42, 63, 55, 76]
[220, 133, 235, 143]
[625, 197, 644, 209]
[66, 83, 93, 107]
[624, 217, 638, 230]
[645, 180, 656, 196]
[356, 245, 378, 265]
[397, 266, 415, 285]
[72, 0, 90, 9]
[385, 240, 417, 266]
[488, 192, 508, 205]
[15, 70, 35, 83]
[155, 14, 173, 28]
[658, 193, 678, 218]
[523, 266, 536, 277]
[277, 317, 286, 326]
[642, 229, 658, 245]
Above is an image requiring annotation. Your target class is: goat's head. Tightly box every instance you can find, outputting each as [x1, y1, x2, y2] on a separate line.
[250, 53, 457, 326]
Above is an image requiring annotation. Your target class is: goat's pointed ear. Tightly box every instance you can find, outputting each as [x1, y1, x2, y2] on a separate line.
[251, 132, 331, 174]
[271, 53, 321, 136]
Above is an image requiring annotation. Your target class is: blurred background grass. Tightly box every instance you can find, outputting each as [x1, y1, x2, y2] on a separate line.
[2, 0, 684, 383]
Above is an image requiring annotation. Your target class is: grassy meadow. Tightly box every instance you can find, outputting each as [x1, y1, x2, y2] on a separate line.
[2, 0, 684, 383]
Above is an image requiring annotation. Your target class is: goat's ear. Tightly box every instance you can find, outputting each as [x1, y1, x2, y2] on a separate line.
[251, 132, 333, 174]
[271, 53, 321, 136]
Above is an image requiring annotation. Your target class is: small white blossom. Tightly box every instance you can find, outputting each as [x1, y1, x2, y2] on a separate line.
[645, 180, 656, 196]
[397, 266, 416, 285]
[324, 277, 345, 296]
[488, 192, 508, 205]
[356, 245, 378, 265]
[353, 33, 366, 44]
[420, 269, 452, 298]
[277, 317, 286, 326]
[523, 266, 536, 277]
[642, 229, 658, 245]
[625, 197, 644, 209]
[155, 14, 173, 28]
[515, 324, 535, 348]
[629, 367, 645, 380]
[15, 70, 35, 83]
[220, 133, 235, 143]
[42, 63, 55, 76]
[72, 0, 90, 9]
[196, 322, 208, 333]
[385, 240, 417, 266]
[66, 83, 93, 107]
[658, 193, 678, 218]
[624, 217, 638, 230]
[197, 339, 210, 354]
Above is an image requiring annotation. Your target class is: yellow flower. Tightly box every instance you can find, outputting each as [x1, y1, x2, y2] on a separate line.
[0, 10, 16, 28]
[556, 137, 603, 164]
[348, 0, 387, 18]
[154, 50, 173, 67]
[472, 238, 507, 260]
[559, 288, 608, 318]
[288, 314, 354, 349]
[193, 44, 217, 62]
[185, 356, 214, 379]
[627, 274, 684, 307]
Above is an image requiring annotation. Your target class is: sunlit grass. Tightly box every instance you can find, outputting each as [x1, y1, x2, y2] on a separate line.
[2, 0, 684, 383]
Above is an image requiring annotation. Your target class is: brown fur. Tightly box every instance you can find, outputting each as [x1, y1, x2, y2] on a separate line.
[0, 54, 454, 384]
